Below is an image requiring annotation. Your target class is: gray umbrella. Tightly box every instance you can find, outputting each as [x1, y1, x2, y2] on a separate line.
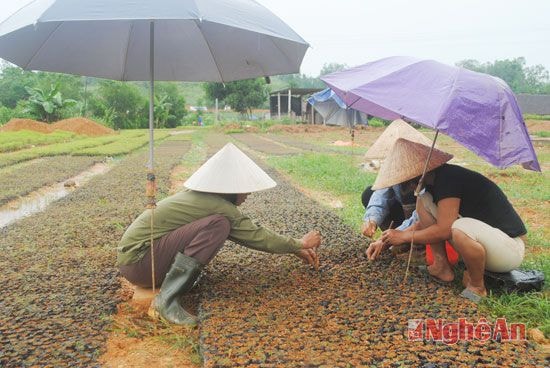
[0, 0, 309, 170]
[0, 0, 309, 289]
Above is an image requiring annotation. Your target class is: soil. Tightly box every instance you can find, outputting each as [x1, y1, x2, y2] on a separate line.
[231, 133, 301, 155]
[525, 119, 550, 133]
[1, 118, 52, 133]
[1, 128, 547, 367]
[0, 140, 190, 367]
[1, 117, 115, 136]
[267, 124, 346, 134]
[99, 280, 199, 368]
[52, 117, 115, 136]
[197, 154, 546, 367]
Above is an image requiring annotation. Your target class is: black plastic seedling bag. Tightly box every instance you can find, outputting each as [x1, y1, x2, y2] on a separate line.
[484, 269, 545, 293]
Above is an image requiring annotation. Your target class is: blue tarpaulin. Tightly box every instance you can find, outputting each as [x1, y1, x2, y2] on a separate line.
[308, 88, 368, 126]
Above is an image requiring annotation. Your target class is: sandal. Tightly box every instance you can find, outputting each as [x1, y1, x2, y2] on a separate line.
[460, 288, 484, 303]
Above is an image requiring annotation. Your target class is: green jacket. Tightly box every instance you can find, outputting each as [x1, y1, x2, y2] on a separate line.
[116, 190, 302, 266]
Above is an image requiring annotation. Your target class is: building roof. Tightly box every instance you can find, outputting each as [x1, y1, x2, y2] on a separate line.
[269, 88, 323, 96]
[516, 94, 550, 115]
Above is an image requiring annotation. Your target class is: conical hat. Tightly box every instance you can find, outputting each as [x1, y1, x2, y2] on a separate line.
[184, 143, 276, 193]
[372, 138, 453, 190]
[364, 119, 433, 160]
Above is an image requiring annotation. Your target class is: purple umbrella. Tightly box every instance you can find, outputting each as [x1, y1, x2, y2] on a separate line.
[321, 56, 541, 172]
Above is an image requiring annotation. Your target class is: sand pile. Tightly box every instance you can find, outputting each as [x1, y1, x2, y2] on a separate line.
[0, 119, 53, 133]
[52, 118, 115, 136]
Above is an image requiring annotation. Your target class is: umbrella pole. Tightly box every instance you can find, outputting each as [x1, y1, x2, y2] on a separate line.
[148, 21, 155, 172]
[146, 21, 158, 293]
[414, 130, 439, 196]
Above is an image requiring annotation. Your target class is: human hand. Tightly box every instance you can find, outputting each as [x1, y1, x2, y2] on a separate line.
[301, 230, 321, 249]
[380, 229, 407, 247]
[366, 239, 386, 261]
[361, 220, 377, 237]
[295, 248, 319, 269]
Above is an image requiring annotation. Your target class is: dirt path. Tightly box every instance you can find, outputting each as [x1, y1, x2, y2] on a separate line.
[0, 140, 190, 367]
[231, 133, 302, 155]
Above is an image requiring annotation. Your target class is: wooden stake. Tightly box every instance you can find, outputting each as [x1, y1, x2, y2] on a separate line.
[403, 230, 415, 284]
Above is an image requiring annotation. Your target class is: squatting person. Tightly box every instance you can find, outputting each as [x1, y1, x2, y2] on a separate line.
[116, 143, 322, 325]
[373, 138, 527, 302]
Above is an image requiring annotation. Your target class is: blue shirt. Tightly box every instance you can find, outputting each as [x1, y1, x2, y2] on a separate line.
[363, 184, 418, 231]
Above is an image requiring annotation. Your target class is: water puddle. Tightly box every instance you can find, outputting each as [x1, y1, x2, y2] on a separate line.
[0, 162, 112, 228]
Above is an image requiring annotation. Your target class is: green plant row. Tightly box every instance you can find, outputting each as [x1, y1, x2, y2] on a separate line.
[77, 132, 170, 156]
[0, 130, 165, 167]
[0, 130, 77, 152]
[0, 156, 100, 205]
[524, 114, 550, 121]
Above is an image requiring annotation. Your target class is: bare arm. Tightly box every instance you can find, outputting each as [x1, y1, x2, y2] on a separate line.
[381, 198, 460, 246]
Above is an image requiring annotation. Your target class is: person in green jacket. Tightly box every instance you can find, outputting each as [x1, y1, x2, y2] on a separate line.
[117, 143, 322, 325]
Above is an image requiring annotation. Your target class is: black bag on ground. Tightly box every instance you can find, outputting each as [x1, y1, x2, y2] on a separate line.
[484, 269, 545, 293]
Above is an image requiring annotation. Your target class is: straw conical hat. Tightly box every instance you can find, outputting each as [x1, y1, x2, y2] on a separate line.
[372, 138, 453, 190]
[184, 143, 276, 193]
[364, 119, 433, 160]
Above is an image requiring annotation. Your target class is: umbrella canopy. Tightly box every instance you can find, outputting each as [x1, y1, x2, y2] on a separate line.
[0, 0, 309, 172]
[307, 88, 368, 127]
[0, 0, 309, 82]
[321, 56, 540, 171]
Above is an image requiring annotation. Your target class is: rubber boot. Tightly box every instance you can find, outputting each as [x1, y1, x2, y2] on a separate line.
[150, 253, 202, 325]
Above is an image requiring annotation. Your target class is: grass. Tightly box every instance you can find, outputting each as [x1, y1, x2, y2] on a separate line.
[524, 114, 550, 121]
[268, 153, 375, 231]
[78, 132, 170, 156]
[479, 253, 550, 336]
[0, 130, 77, 152]
[534, 131, 550, 138]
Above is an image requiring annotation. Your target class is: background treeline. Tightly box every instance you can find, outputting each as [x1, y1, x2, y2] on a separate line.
[1, 57, 549, 129]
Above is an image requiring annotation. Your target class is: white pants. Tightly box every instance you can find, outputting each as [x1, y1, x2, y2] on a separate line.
[419, 192, 525, 272]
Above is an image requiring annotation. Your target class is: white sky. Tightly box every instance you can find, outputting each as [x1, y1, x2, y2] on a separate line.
[1, 0, 549, 77]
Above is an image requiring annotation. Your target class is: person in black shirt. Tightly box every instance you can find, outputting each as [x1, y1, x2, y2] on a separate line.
[373, 139, 527, 301]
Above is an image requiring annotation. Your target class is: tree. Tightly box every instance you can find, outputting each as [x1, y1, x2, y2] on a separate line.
[525, 64, 550, 94]
[319, 62, 348, 76]
[271, 74, 323, 90]
[24, 83, 77, 122]
[204, 78, 268, 116]
[203, 82, 228, 102]
[155, 82, 187, 128]
[153, 94, 174, 129]
[0, 64, 35, 108]
[93, 81, 147, 129]
[456, 57, 550, 94]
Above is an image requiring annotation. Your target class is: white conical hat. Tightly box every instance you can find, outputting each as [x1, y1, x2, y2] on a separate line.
[364, 119, 433, 160]
[372, 138, 453, 190]
[184, 143, 276, 193]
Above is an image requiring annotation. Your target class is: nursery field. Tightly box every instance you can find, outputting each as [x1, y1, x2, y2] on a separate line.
[0, 123, 548, 367]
